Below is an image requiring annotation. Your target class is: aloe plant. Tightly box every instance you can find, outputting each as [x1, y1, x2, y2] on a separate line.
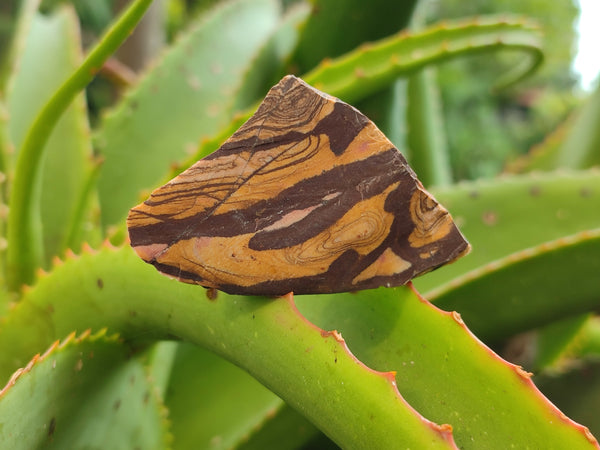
[0, 0, 599, 448]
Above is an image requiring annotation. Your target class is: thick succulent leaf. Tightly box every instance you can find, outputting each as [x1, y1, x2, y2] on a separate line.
[432, 230, 600, 342]
[96, 0, 281, 229]
[0, 245, 597, 448]
[5, 6, 93, 266]
[237, 404, 324, 450]
[507, 83, 600, 174]
[407, 66, 452, 187]
[0, 330, 169, 449]
[505, 117, 572, 173]
[231, 2, 310, 113]
[577, 317, 600, 360]
[177, 16, 544, 181]
[418, 169, 600, 293]
[534, 314, 591, 372]
[5, 0, 153, 290]
[166, 343, 287, 450]
[146, 340, 179, 400]
[303, 16, 543, 104]
[290, 0, 417, 73]
[537, 360, 600, 441]
[555, 82, 600, 169]
[0, 245, 457, 449]
[0, 0, 40, 88]
[296, 288, 598, 449]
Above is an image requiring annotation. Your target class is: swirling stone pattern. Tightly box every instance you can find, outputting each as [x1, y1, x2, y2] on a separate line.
[127, 75, 470, 295]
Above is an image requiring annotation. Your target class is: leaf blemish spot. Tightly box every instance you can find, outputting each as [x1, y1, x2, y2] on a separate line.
[48, 417, 56, 437]
[482, 211, 498, 226]
[529, 185, 541, 196]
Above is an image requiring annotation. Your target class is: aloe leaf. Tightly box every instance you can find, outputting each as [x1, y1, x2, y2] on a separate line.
[291, 0, 417, 73]
[534, 314, 591, 371]
[179, 16, 544, 179]
[95, 0, 281, 230]
[0, 0, 40, 281]
[0, 330, 169, 449]
[0, 245, 457, 449]
[0, 0, 40, 89]
[237, 404, 324, 450]
[290, 0, 417, 141]
[505, 116, 572, 173]
[296, 288, 598, 449]
[146, 340, 179, 401]
[231, 2, 310, 113]
[6, 6, 94, 268]
[1, 244, 598, 447]
[5, 0, 153, 290]
[577, 317, 600, 359]
[418, 169, 600, 293]
[555, 81, 600, 169]
[537, 360, 600, 441]
[303, 16, 543, 104]
[407, 66, 452, 187]
[166, 343, 288, 449]
[432, 230, 600, 342]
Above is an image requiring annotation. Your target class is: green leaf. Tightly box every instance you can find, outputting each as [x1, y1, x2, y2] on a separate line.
[418, 170, 600, 293]
[291, 0, 417, 73]
[5, 0, 153, 290]
[504, 117, 573, 174]
[178, 16, 545, 180]
[556, 82, 600, 169]
[231, 2, 310, 113]
[0, 245, 457, 449]
[5, 6, 94, 267]
[0, 330, 169, 449]
[303, 15, 544, 104]
[0, 244, 596, 448]
[237, 404, 324, 450]
[407, 66, 452, 187]
[166, 343, 285, 450]
[296, 288, 597, 449]
[537, 360, 600, 441]
[534, 314, 591, 371]
[432, 230, 600, 342]
[95, 0, 281, 229]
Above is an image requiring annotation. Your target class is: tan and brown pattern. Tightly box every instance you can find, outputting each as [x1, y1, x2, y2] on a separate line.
[127, 75, 470, 295]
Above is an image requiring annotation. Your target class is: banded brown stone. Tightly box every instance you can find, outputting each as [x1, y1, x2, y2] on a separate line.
[127, 75, 470, 295]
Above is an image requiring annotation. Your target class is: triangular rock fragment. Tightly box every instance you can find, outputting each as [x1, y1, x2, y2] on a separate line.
[127, 75, 470, 295]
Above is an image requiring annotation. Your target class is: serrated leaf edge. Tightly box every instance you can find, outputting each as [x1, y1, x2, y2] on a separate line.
[408, 283, 599, 447]
[426, 228, 600, 300]
[284, 291, 457, 447]
[0, 328, 118, 398]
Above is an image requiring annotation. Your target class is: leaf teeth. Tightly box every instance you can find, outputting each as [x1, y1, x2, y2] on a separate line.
[52, 255, 64, 267]
[409, 283, 600, 447]
[284, 291, 458, 446]
[514, 365, 533, 379]
[80, 242, 96, 254]
[0, 329, 117, 398]
[64, 248, 78, 260]
[101, 238, 119, 250]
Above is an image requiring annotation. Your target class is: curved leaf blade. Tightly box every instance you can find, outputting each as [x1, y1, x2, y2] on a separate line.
[432, 230, 600, 342]
[418, 170, 600, 293]
[0, 245, 456, 449]
[96, 0, 281, 229]
[0, 330, 169, 449]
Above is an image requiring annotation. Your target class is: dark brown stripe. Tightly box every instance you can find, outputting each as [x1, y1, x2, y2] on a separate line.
[312, 101, 370, 155]
[129, 149, 404, 249]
